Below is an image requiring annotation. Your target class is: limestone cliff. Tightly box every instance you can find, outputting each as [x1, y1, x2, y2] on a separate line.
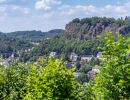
[64, 17, 130, 39]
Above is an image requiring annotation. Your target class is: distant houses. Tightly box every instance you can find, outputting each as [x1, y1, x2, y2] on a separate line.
[70, 51, 102, 63]
[11, 52, 20, 58]
[87, 66, 100, 79]
[0, 52, 20, 66]
[3, 53, 10, 59]
[0, 60, 7, 66]
[31, 42, 40, 46]
[70, 52, 79, 62]
[69, 52, 94, 68]
[3, 52, 20, 59]
[50, 52, 57, 57]
[74, 72, 81, 77]
[0, 59, 12, 66]
[67, 51, 103, 69]
[97, 51, 103, 59]
[80, 55, 93, 63]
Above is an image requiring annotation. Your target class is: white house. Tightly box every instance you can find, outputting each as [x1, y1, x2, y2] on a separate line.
[70, 52, 79, 62]
[50, 52, 57, 57]
[11, 52, 20, 59]
[0, 59, 11, 66]
[97, 52, 103, 60]
[74, 72, 81, 77]
[87, 66, 100, 76]
[81, 55, 93, 62]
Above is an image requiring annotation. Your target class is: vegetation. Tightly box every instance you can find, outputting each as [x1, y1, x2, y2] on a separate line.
[7, 29, 64, 42]
[73, 17, 130, 26]
[85, 33, 130, 99]
[20, 36, 100, 62]
[0, 29, 64, 59]
[0, 57, 82, 100]
[0, 33, 32, 54]
[65, 16, 130, 40]
[1, 16, 130, 99]
[1, 17, 130, 62]
[0, 32, 130, 99]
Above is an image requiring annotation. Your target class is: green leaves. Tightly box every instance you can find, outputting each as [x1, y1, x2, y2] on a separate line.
[0, 57, 82, 100]
[0, 62, 28, 100]
[87, 32, 130, 99]
[25, 57, 81, 100]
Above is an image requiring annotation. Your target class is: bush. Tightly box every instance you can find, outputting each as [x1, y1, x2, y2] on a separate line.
[0, 57, 82, 100]
[85, 32, 130, 99]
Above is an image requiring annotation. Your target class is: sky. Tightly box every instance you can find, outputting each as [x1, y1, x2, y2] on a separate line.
[0, 0, 130, 32]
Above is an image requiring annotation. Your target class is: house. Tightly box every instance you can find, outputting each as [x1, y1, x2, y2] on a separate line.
[80, 55, 93, 63]
[25, 48, 32, 52]
[97, 51, 103, 60]
[0, 60, 7, 65]
[37, 56, 43, 62]
[31, 42, 40, 46]
[74, 72, 81, 78]
[87, 66, 100, 77]
[91, 66, 100, 73]
[27, 49, 31, 52]
[0, 59, 11, 66]
[11, 52, 20, 58]
[66, 61, 76, 69]
[38, 56, 43, 59]
[2, 53, 10, 59]
[50, 52, 57, 57]
[70, 52, 79, 62]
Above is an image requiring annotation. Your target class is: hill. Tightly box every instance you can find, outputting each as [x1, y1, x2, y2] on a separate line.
[7, 29, 64, 41]
[64, 17, 130, 39]
[21, 17, 130, 62]
[0, 29, 64, 59]
[0, 32, 32, 54]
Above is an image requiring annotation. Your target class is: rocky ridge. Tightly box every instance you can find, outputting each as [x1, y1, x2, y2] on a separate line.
[64, 17, 130, 39]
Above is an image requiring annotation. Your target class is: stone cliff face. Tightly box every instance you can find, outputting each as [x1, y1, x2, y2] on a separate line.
[64, 17, 130, 39]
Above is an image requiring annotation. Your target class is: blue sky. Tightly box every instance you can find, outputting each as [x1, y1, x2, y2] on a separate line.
[0, 0, 130, 32]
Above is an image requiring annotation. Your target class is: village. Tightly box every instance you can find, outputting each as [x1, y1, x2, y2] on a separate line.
[0, 52, 20, 66]
[0, 50, 103, 79]
[49, 51, 103, 78]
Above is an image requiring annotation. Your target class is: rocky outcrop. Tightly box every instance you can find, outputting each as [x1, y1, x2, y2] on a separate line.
[64, 17, 130, 39]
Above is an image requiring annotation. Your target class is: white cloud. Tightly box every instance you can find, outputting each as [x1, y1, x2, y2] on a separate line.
[60, 9, 75, 15]
[1, 1, 130, 32]
[58, 5, 71, 10]
[104, 5, 127, 14]
[35, 0, 62, 10]
[11, 5, 30, 14]
[58, 3, 130, 17]
[59, 5, 98, 16]
[0, 4, 31, 16]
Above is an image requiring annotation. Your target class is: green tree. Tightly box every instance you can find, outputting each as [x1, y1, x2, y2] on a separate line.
[0, 62, 28, 100]
[24, 57, 82, 100]
[0, 57, 82, 100]
[86, 32, 130, 99]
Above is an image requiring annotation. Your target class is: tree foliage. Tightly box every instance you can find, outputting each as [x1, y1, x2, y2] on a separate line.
[0, 57, 82, 100]
[0, 62, 28, 99]
[21, 37, 100, 62]
[85, 32, 130, 99]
